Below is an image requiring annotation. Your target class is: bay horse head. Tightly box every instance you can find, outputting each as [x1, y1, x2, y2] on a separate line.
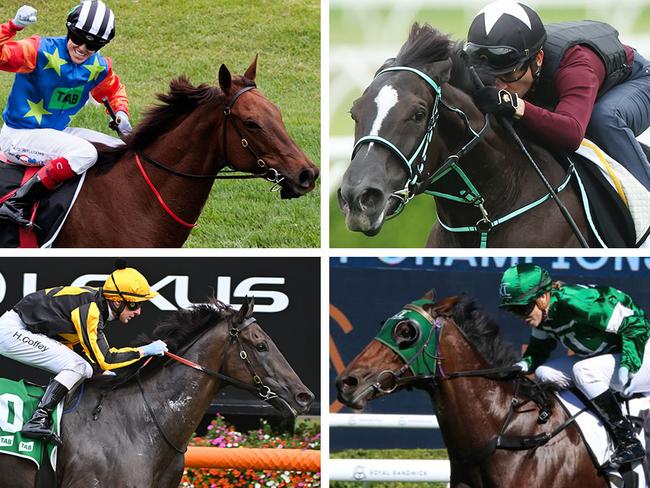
[218, 56, 319, 199]
[336, 291, 517, 409]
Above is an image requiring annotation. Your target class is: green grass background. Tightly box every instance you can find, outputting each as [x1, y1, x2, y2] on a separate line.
[0, 0, 320, 248]
[329, 4, 650, 247]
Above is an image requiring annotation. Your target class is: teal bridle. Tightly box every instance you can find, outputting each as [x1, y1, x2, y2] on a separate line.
[351, 65, 490, 218]
[350, 65, 574, 247]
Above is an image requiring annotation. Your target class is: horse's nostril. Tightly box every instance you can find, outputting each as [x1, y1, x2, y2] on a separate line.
[358, 188, 383, 212]
[340, 375, 358, 391]
[295, 391, 315, 406]
[298, 168, 315, 187]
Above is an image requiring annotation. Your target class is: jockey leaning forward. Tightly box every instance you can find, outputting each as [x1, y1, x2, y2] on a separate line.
[0, 1, 132, 228]
[464, 0, 650, 191]
[0, 262, 168, 445]
[499, 263, 649, 467]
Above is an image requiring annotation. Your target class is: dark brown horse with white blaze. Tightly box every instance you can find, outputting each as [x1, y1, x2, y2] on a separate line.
[54, 56, 318, 247]
[338, 23, 598, 247]
[0, 298, 315, 487]
[336, 293, 608, 487]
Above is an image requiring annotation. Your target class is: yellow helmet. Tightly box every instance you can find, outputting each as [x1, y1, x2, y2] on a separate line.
[102, 265, 158, 303]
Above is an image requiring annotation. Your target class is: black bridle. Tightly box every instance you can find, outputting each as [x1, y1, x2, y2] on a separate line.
[134, 83, 286, 190]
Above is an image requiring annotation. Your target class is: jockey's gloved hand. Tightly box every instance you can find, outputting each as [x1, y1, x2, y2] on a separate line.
[102, 370, 116, 376]
[618, 366, 635, 397]
[140, 340, 168, 357]
[473, 86, 519, 118]
[12, 5, 37, 28]
[513, 360, 529, 373]
[115, 111, 132, 135]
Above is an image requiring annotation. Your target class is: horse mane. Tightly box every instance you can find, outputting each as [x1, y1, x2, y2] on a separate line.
[432, 295, 519, 368]
[394, 23, 453, 67]
[144, 301, 235, 352]
[93, 74, 253, 170]
[390, 23, 475, 95]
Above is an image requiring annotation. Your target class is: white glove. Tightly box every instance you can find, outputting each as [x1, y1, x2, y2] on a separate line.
[618, 366, 635, 397]
[140, 340, 168, 357]
[13, 5, 37, 28]
[513, 360, 529, 373]
[102, 370, 117, 376]
[115, 111, 132, 135]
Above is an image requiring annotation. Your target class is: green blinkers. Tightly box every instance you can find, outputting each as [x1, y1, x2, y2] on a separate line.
[374, 299, 439, 377]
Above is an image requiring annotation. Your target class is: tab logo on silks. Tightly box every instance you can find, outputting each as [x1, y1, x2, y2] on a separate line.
[48, 86, 84, 110]
[0, 436, 13, 447]
[19, 441, 34, 452]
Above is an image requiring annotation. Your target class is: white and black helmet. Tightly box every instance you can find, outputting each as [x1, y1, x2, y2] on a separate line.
[464, 0, 546, 75]
[66, 0, 115, 51]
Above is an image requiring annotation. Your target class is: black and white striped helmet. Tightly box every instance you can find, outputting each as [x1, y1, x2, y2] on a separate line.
[66, 1, 115, 50]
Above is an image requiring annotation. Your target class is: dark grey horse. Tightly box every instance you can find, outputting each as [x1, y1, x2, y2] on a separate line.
[339, 23, 630, 247]
[0, 298, 314, 487]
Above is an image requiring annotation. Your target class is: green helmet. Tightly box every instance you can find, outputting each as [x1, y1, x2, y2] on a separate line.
[499, 264, 552, 308]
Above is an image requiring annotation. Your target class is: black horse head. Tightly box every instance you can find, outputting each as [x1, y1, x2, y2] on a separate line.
[339, 24, 460, 235]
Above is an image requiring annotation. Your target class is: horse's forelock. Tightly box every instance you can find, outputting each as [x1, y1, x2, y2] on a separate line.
[395, 23, 452, 68]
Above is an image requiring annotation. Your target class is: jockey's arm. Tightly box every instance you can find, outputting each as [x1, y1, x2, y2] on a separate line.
[0, 20, 38, 73]
[564, 286, 649, 373]
[521, 328, 556, 372]
[71, 302, 141, 371]
[518, 46, 605, 151]
[90, 57, 129, 117]
[615, 315, 650, 374]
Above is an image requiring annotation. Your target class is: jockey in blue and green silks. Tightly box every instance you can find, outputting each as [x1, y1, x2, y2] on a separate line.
[499, 263, 650, 467]
[0, 1, 131, 228]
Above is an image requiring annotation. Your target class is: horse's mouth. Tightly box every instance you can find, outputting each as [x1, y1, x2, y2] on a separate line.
[339, 189, 400, 235]
[336, 378, 381, 410]
[267, 394, 313, 418]
[273, 164, 319, 199]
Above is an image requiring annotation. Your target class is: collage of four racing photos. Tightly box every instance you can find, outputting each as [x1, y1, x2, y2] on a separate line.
[0, 0, 649, 487]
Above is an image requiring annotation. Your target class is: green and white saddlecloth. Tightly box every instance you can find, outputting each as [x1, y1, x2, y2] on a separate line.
[0, 378, 61, 469]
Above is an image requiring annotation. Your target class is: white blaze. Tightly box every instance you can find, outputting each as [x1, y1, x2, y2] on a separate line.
[366, 85, 399, 154]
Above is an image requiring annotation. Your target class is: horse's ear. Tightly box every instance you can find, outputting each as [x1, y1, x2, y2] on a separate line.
[235, 296, 255, 323]
[244, 54, 258, 82]
[219, 64, 232, 94]
[423, 289, 437, 302]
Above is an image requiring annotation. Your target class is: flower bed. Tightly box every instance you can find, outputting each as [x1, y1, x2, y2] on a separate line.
[180, 415, 321, 487]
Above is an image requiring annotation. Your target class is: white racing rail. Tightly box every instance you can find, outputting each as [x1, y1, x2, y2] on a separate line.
[331, 413, 450, 484]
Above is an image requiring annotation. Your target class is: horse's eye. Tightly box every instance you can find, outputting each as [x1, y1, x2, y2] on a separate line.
[413, 111, 426, 122]
[244, 120, 261, 130]
[256, 342, 268, 352]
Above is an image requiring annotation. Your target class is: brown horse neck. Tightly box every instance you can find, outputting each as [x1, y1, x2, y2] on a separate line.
[432, 319, 514, 454]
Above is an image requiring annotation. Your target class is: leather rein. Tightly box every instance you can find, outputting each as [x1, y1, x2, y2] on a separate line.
[133, 83, 286, 228]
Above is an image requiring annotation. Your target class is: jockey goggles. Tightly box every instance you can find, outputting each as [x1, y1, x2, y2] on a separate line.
[68, 30, 104, 52]
[505, 301, 536, 318]
[464, 42, 532, 75]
